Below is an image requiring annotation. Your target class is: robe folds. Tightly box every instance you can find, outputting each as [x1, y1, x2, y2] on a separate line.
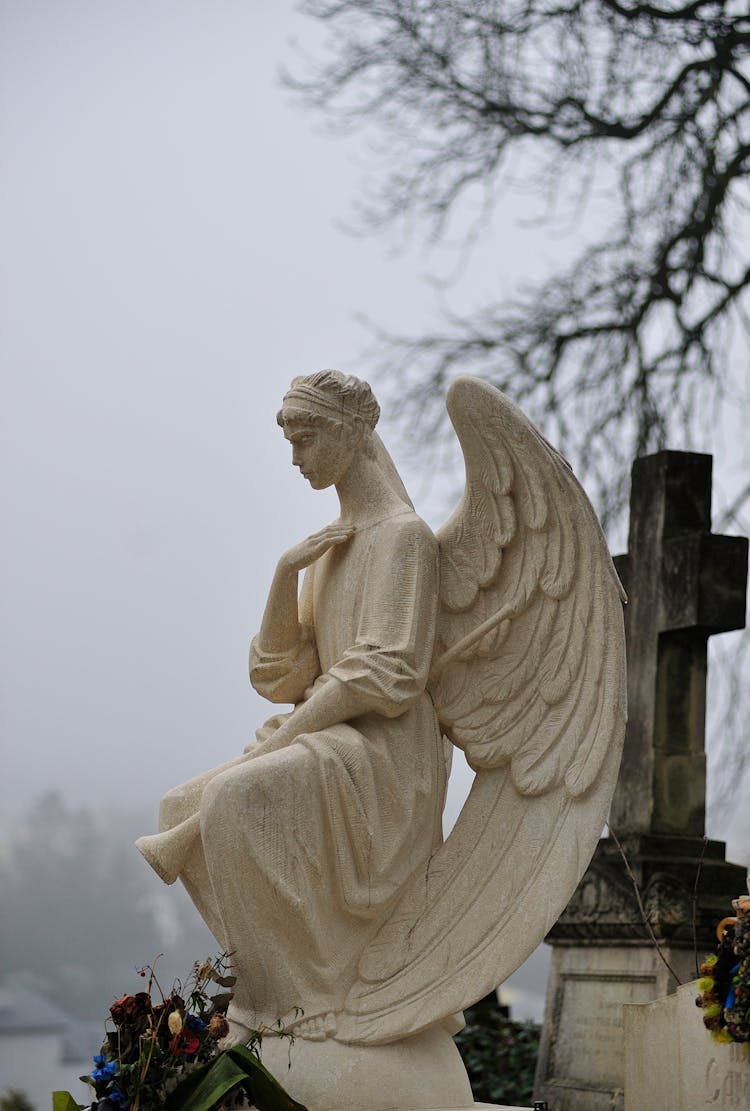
[157, 507, 447, 1041]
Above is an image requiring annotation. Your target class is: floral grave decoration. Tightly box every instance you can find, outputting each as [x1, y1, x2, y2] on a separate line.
[53, 955, 307, 1111]
[696, 893, 750, 1046]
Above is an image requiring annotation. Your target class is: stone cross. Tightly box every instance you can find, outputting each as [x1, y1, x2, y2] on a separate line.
[610, 450, 748, 838]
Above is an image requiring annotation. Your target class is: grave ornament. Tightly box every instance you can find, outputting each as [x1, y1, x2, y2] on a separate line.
[137, 371, 626, 1108]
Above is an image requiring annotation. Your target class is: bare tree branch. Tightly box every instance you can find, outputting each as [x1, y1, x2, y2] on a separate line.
[285, 0, 750, 528]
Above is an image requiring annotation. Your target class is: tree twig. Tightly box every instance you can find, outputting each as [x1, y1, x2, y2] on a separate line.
[609, 826, 683, 985]
[692, 836, 709, 978]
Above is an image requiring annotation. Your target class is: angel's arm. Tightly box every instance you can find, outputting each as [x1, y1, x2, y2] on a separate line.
[256, 522, 354, 652]
[250, 523, 354, 705]
[326, 518, 439, 717]
[247, 676, 366, 758]
[251, 518, 439, 757]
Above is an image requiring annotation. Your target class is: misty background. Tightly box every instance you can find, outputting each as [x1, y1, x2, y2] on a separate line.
[2, 0, 748, 1039]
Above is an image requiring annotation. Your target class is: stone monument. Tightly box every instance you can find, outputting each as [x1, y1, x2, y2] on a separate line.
[136, 371, 627, 1111]
[623, 978, 750, 1110]
[534, 450, 748, 1111]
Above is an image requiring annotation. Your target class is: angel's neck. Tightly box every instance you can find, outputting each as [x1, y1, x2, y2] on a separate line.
[335, 453, 405, 525]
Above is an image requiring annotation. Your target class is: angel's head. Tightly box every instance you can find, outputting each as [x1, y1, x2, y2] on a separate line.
[277, 370, 379, 490]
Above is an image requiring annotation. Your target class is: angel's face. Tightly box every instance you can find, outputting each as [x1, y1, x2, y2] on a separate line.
[284, 418, 358, 490]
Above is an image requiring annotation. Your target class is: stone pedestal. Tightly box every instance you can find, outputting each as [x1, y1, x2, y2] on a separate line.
[251, 1027, 501, 1111]
[533, 834, 746, 1110]
[623, 981, 750, 1110]
[246, 1027, 537, 1109]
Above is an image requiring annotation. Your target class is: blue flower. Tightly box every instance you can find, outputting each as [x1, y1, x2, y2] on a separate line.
[106, 1088, 129, 1109]
[91, 1053, 118, 1082]
[186, 1013, 206, 1031]
[726, 961, 741, 1009]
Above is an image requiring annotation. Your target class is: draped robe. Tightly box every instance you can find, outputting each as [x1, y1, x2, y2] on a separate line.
[157, 507, 446, 1040]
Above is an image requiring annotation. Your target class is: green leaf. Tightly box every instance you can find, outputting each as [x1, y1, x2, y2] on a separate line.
[169, 1053, 248, 1111]
[208, 991, 234, 1011]
[52, 1093, 83, 1111]
[168, 1044, 308, 1111]
[227, 1044, 308, 1111]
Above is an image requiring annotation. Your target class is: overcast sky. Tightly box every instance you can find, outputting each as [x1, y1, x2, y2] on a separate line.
[0, 0, 549, 827]
[1, 1, 422, 813]
[2, 2, 747, 859]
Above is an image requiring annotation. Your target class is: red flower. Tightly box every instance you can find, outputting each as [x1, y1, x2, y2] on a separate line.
[169, 1029, 201, 1057]
[110, 992, 150, 1025]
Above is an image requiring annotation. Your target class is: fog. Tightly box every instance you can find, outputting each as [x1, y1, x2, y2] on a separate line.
[2, 1, 747, 1036]
[2, 1, 434, 819]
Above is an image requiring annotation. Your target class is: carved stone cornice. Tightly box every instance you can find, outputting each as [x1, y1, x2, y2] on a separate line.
[549, 834, 747, 947]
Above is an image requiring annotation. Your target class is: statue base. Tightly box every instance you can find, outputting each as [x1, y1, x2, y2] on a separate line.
[246, 1025, 501, 1110]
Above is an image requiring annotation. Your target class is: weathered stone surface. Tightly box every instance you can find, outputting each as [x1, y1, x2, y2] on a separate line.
[535, 944, 699, 1111]
[551, 834, 746, 948]
[247, 1027, 475, 1110]
[611, 451, 747, 837]
[624, 981, 750, 1110]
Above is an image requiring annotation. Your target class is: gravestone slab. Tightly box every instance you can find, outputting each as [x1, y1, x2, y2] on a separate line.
[624, 981, 750, 1110]
[536, 944, 697, 1111]
[534, 451, 748, 1111]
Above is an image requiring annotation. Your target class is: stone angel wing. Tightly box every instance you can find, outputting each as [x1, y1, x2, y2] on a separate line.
[338, 376, 627, 1045]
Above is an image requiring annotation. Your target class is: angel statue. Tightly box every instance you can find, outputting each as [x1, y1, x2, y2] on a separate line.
[137, 370, 626, 1110]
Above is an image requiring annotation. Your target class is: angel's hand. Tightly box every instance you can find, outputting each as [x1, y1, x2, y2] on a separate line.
[244, 671, 367, 765]
[243, 712, 293, 753]
[279, 523, 355, 573]
[256, 527, 353, 658]
[243, 715, 299, 757]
